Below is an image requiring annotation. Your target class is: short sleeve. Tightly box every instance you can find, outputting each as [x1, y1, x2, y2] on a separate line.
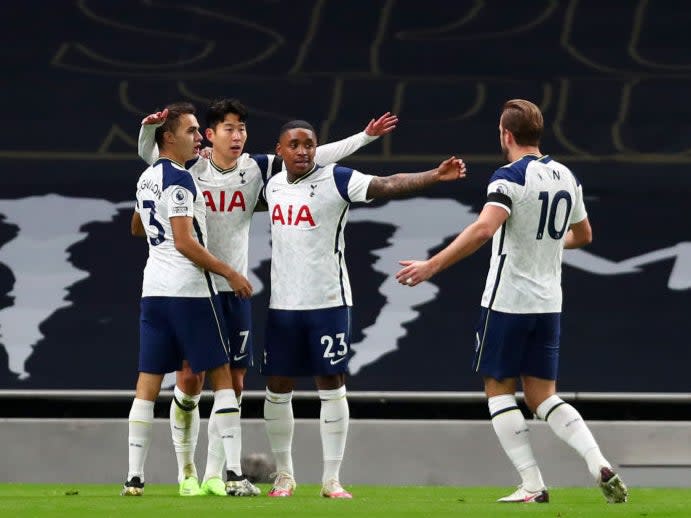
[161, 168, 197, 218]
[485, 166, 525, 215]
[165, 184, 195, 218]
[569, 183, 588, 224]
[333, 166, 374, 203]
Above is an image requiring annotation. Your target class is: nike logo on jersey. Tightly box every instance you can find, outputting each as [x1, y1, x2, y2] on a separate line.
[324, 417, 343, 423]
[330, 356, 347, 365]
[233, 353, 249, 361]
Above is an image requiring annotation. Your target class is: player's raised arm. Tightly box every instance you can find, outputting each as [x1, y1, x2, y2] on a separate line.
[366, 156, 466, 199]
[313, 112, 399, 164]
[138, 109, 168, 165]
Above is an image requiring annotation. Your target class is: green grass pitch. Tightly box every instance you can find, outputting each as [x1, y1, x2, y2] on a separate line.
[1, 484, 689, 518]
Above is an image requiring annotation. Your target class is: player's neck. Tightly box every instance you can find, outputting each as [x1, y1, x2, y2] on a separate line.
[158, 150, 187, 166]
[211, 151, 238, 171]
[509, 146, 541, 162]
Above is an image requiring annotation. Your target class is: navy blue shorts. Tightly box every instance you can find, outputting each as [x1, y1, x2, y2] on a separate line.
[217, 292, 253, 369]
[261, 306, 351, 377]
[472, 307, 560, 380]
[139, 296, 229, 374]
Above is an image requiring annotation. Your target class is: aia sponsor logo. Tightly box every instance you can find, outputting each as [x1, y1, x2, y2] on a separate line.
[203, 190, 246, 212]
[271, 204, 316, 226]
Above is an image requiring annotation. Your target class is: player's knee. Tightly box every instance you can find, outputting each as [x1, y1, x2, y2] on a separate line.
[315, 374, 345, 391]
[177, 369, 204, 394]
[267, 376, 294, 394]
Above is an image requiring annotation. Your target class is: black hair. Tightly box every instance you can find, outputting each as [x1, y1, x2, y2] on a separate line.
[278, 120, 316, 139]
[206, 98, 249, 129]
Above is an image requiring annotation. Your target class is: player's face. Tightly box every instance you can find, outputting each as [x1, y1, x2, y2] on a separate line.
[172, 114, 203, 161]
[276, 128, 317, 178]
[206, 113, 247, 164]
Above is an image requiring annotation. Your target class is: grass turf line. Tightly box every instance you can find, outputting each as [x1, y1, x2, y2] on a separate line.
[0, 484, 689, 518]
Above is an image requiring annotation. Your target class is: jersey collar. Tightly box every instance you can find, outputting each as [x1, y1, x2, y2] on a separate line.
[210, 155, 239, 174]
[153, 157, 185, 168]
[288, 163, 321, 184]
[522, 153, 552, 164]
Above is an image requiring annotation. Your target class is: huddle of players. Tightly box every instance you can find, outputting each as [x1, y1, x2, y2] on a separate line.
[123, 97, 628, 504]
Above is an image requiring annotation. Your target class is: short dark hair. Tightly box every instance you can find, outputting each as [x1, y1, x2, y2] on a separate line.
[154, 102, 196, 148]
[278, 120, 316, 139]
[206, 98, 248, 129]
[500, 99, 543, 146]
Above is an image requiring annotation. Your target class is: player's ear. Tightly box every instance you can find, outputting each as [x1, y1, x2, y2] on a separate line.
[275, 142, 282, 157]
[205, 127, 214, 141]
[164, 130, 176, 145]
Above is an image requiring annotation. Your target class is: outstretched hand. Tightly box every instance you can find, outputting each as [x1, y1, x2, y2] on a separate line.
[141, 108, 168, 126]
[436, 156, 467, 182]
[395, 259, 435, 287]
[364, 112, 399, 137]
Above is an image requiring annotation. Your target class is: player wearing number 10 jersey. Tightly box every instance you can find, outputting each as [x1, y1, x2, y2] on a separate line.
[396, 99, 627, 505]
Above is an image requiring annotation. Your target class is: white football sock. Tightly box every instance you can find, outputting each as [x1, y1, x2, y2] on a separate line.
[127, 398, 154, 482]
[489, 395, 545, 492]
[227, 393, 243, 476]
[264, 389, 294, 476]
[170, 386, 201, 482]
[537, 395, 610, 480]
[319, 386, 349, 484]
[203, 411, 225, 482]
[203, 395, 244, 482]
[210, 389, 241, 475]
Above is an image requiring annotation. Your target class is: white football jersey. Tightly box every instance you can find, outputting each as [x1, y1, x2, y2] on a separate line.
[264, 163, 373, 310]
[481, 154, 587, 313]
[135, 158, 215, 297]
[139, 125, 378, 292]
[186, 153, 277, 291]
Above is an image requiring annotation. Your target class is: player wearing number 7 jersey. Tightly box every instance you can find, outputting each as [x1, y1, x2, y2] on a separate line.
[138, 99, 399, 497]
[396, 99, 628, 505]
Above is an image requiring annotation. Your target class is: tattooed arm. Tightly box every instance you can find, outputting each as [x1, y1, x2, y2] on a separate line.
[366, 156, 466, 200]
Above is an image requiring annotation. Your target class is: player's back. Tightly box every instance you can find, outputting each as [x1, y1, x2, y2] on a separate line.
[135, 158, 212, 298]
[481, 154, 587, 314]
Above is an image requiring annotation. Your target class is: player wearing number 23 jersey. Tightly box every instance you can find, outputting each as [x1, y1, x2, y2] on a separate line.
[261, 163, 373, 376]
